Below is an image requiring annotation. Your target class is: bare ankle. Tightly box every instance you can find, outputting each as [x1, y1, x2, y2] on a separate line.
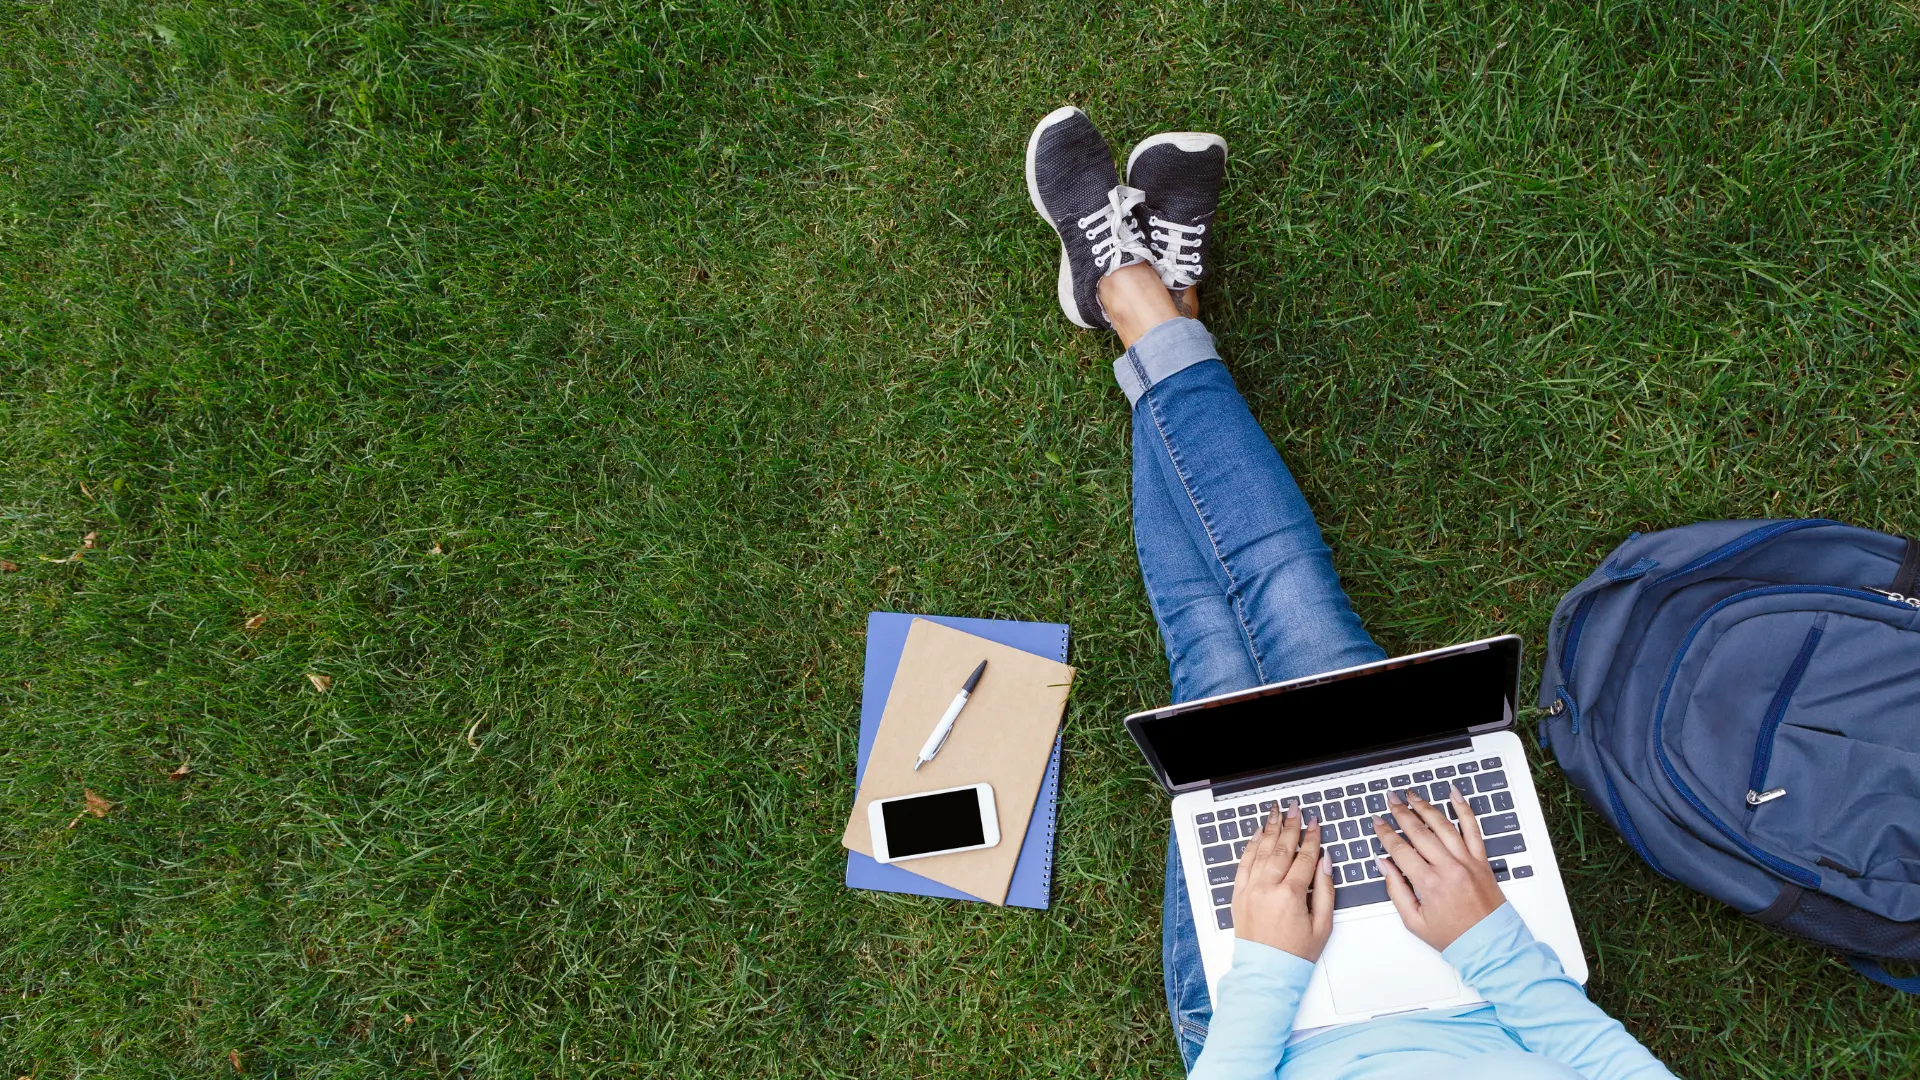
[1100, 262, 1184, 349]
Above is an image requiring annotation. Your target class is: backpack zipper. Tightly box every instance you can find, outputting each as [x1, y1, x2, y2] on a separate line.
[1864, 587, 1920, 609]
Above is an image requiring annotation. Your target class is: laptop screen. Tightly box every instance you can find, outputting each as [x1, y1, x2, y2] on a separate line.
[1131, 639, 1519, 790]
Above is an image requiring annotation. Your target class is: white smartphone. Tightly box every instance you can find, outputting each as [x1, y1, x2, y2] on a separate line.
[868, 783, 1000, 864]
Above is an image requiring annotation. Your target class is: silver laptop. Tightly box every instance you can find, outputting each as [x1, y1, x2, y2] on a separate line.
[1125, 636, 1587, 1030]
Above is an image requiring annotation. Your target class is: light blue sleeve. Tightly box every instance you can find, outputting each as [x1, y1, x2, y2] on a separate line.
[1189, 939, 1316, 1080]
[1442, 904, 1680, 1080]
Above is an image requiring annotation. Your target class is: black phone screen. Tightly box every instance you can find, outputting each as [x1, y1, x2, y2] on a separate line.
[880, 788, 987, 857]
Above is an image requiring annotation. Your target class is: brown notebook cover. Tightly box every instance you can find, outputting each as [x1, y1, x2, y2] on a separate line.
[841, 618, 1075, 905]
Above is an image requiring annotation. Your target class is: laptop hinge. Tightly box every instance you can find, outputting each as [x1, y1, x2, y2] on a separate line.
[1208, 733, 1474, 798]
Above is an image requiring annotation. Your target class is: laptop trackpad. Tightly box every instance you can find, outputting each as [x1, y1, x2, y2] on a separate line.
[1323, 912, 1462, 1016]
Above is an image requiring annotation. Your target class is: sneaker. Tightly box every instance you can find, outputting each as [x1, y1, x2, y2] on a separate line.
[1125, 132, 1228, 292]
[1026, 106, 1152, 330]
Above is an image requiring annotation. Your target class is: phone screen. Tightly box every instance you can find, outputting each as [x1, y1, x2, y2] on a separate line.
[880, 788, 987, 857]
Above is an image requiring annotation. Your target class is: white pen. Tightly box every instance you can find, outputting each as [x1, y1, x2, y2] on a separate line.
[914, 660, 988, 770]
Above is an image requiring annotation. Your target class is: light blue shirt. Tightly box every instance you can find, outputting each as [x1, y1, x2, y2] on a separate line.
[1192, 904, 1680, 1080]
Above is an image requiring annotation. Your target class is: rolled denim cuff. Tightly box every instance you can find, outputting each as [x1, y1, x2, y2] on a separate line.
[1111, 317, 1221, 407]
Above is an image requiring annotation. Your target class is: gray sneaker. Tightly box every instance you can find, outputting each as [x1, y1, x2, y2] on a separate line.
[1026, 106, 1152, 329]
[1125, 132, 1228, 292]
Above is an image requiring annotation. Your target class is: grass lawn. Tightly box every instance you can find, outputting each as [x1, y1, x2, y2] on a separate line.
[4, 0, 1920, 1074]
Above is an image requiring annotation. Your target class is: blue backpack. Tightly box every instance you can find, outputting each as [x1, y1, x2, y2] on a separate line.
[1537, 519, 1920, 993]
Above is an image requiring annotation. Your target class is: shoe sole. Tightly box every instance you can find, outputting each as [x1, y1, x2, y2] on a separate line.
[1026, 105, 1099, 330]
[1125, 132, 1228, 292]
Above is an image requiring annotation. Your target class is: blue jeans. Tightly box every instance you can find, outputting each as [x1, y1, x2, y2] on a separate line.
[1118, 319, 1387, 1070]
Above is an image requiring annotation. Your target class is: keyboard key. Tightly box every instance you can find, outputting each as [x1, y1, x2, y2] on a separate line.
[1436, 766, 1456, 779]
[1469, 796, 1491, 816]
[1347, 840, 1370, 860]
[1445, 803, 1457, 820]
[1357, 816, 1373, 833]
[1323, 787, 1344, 801]
[1489, 858, 1507, 872]
[1455, 778, 1476, 797]
[1195, 812, 1215, 824]
[1208, 864, 1236, 885]
[1369, 778, 1388, 791]
[1481, 757, 1502, 769]
[1323, 802, 1345, 821]
[1480, 813, 1520, 836]
[1216, 908, 1234, 930]
[1370, 837, 1386, 855]
[1366, 793, 1387, 814]
[1344, 798, 1364, 817]
[1281, 796, 1300, 810]
[1333, 880, 1390, 909]
[1343, 864, 1365, 884]
[1430, 783, 1453, 802]
[1234, 840, 1250, 857]
[1494, 869, 1511, 882]
[1320, 824, 1338, 843]
[1413, 770, 1434, 783]
[1212, 884, 1234, 906]
[1365, 860, 1383, 879]
[1304, 791, 1322, 804]
[1346, 783, 1367, 796]
[1239, 805, 1258, 816]
[1218, 820, 1238, 841]
[1476, 771, 1509, 792]
[1391, 775, 1411, 786]
[1381, 813, 1400, 831]
[1329, 845, 1348, 864]
[1303, 806, 1321, 825]
[1260, 799, 1277, 810]
[1484, 834, 1527, 857]
[1199, 826, 1219, 845]
[1493, 791, 1515, 812]
[1339, 820, 1360, 840]
[1514, 866, 1535, 879]
[1458, 761, 1479, 774]
[1203, 844, 1233, 865]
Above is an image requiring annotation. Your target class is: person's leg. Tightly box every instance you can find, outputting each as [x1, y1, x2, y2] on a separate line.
[1106, 264, 1385, 1070]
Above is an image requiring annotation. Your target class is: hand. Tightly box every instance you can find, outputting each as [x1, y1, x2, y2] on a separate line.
[1231, 806, 1336, 962]
[1370, 787, 1508, 951]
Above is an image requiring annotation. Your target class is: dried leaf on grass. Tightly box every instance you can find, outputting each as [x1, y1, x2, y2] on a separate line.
[307, 673, 333, 693]
[44, 531, 99, 564]
[0, 560, 18, 572]
[429, 542, 444, 556]
[169, 761, 191, 781]
[85, 789, 111, 817]
[230, 1049, 245, 1073]
[244, 613, 267, 631]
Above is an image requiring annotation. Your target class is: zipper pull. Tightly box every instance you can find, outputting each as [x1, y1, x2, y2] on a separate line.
[1865, 588, 1920, 608]
[1746, 787, 1787, 806]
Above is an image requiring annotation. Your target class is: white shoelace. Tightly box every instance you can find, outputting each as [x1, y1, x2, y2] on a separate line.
[1149, 215, 1207, 288]
[1076, 184, 1153, 275]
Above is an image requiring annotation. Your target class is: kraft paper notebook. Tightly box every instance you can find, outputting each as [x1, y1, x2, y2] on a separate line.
[844, 613, 1072, 908]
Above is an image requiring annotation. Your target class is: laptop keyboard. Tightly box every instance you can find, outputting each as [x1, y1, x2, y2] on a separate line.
[1196, 752, 1535, 930]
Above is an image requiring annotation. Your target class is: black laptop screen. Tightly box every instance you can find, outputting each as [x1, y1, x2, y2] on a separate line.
[1132, 641, 1519, 789]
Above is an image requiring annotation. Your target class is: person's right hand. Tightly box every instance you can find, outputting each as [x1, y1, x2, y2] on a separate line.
[1369, 787, 1507, 951]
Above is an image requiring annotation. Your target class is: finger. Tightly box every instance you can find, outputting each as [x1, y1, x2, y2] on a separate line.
[1376, 852, 1424, 932]
[1415, 789, 1469, 861]
[1453, 789, 1488, 862]
[1272, 806, 1303, 867]
[1371, 809, 1433, 884]
[1248, 808, 1292, 881]
[1283, 810, 1322, 890]
[1390, 789, 1454, 865]
[1310, 853, 1336, 938]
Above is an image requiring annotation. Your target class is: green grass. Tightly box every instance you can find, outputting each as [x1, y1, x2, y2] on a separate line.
[3, 0, 1919, 1074]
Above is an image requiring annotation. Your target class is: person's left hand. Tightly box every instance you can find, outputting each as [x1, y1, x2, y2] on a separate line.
[1230, 807, 1336, 962]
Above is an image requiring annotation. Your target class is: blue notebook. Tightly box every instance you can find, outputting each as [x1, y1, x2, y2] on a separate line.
[845, 612, 1067, 909]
